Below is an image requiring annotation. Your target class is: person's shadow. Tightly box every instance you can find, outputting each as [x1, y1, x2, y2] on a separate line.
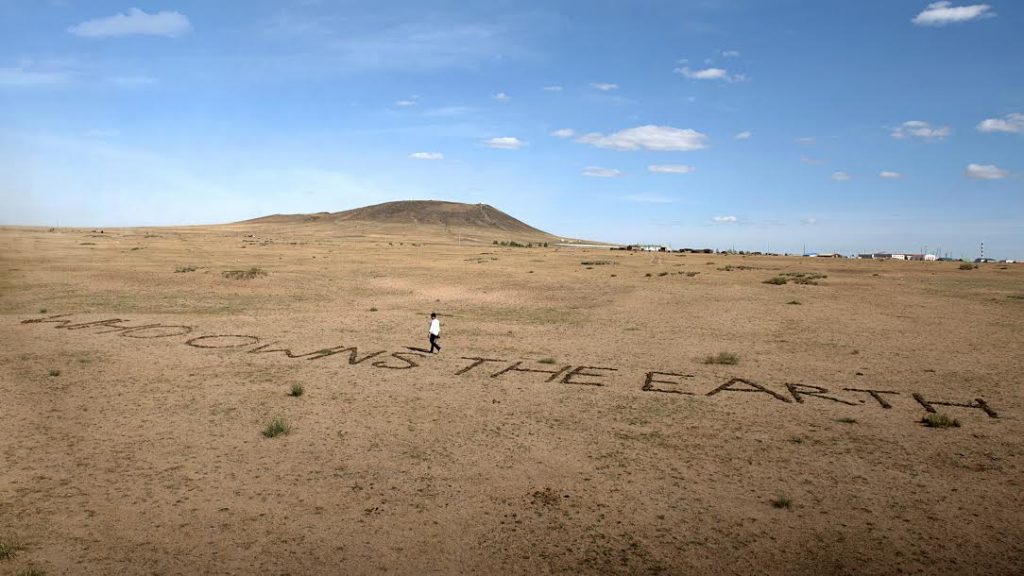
[405, 346, 431, 353]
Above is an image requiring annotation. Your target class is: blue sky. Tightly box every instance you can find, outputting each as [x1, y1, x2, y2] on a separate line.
[1, 1, 1021, 258]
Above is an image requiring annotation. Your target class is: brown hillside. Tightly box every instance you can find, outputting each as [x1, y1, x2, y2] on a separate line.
[242, 200, 553, 238]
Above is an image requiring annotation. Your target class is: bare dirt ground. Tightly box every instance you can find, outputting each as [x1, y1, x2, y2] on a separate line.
[1, 223, 1022, 575]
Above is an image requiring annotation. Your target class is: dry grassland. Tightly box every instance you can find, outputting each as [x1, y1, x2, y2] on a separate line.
[1, 223, 1022, 575]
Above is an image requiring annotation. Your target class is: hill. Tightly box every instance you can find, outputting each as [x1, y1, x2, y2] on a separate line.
[242, 200, 556, 239]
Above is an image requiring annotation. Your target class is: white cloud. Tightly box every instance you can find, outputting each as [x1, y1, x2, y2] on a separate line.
[912, 2, 994, 26]
[648, 164, 695, 174]
[394, 99, 417, 107]
[891, 120, 951, 140]
[965, 163, 1009, 179]
[675, 66, 746, 82]
[68, 8, 192, 38]
[590, 82, 618, 91]
[832, 171, 852, 181]
[713, 216, 737, 223]
[0, 66, 74, 87]
[542, 85, 563, 92]
[734, 131, 752, 140]
[977, 112, 1024, 134]
[484, 136, 525, 150]
[880, 171, 903, 179]
[576, 125, 708, 152]
[800, 157, 825, 165]
[796, 136, 816, 145]
[801, 217, 818, 225]
[409, 152, 444, 160]
[721, 50, 741, 58]
[623, 194, 675, 203]
[493, 92, 510, 103]
[550, 128, 575, 139]
[582, 166, 622, 178]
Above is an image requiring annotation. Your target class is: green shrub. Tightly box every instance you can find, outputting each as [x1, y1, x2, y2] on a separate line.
[763, 276, 788, 285]
[262, 418, 291, 438]
[921, 413, 960, 428]
[770, 495, 792, 509]
[223, 267, 268, 280]
[288, 384, 304, 397]
[704, 352, 739, 365]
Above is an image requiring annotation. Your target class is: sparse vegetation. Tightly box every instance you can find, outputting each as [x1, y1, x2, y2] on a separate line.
[959, 263, 976, 270]
[770, 495, 793, 509]
[0, 540, 22, 560]
[581, 260, 613, 266]
[262, 418, 291, 438]
[289, 384, 304, 397]
[175, 266, 198, 273]
[17, 568, 46, 576]
[493, 240, 535, 248]
[369, 307, 378, 312]
[782, 272, 827, 285]
[38, 308, 47, 314]
[704, 352, 739, 365]
[718, 265, 755, 271]
[763, 276, 788, 285]
[538, 358, 556, 364]
[223, 267, 268, 280]
[836, 417, 858, 424]
[1009, 295, 1024, 300]
[786, 300, 802, 305]
[48, 369, 60, 377]
[921, 413, 960, 428]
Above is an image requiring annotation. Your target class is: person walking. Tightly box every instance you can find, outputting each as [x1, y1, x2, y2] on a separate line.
[428, 312, 441, 353]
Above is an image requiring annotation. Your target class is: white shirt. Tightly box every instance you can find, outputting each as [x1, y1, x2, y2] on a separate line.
[429, 318, 441, 335]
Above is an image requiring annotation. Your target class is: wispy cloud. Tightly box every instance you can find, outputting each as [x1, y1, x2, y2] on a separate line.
[110, 75, 158, 87]
[912, 2, 995, 26]
[800, 156, 825, 165]
[542, 85, 562, 92]
[582, 166, 622, 178]
[493, 92, 510, 103]
[734, 131, 752, 140]
[977, 112, 1024, 134]
[796, 136, 816, 145]
[409, 152, 444, 160]
[832, 171, 852, 181]
[801, 217, 818, 225]
[484, 136, 525, 150]
[965, 163, 1008, 179]
[713, 215, 737, 223]
[0, 65, 74, 87]
[68, 8, 192, 38]
[394, 99, 418, 107]
[550, 128, 574, 138]
[590, 82, 618, 91]
[880, 171, 903, 179]
[891, 120, 950, 140]
[675, 66, 746, 82]
[648, 164, 695, 174]
[721, 49, 741, 58]
[576, 125, 708, 152]
[328, 22, 510, 71]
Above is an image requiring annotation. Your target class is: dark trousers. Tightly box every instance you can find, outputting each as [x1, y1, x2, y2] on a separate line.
[429, 333, 441, 353]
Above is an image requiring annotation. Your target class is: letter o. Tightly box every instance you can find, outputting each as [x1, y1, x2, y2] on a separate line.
[185, 334, 261, 348]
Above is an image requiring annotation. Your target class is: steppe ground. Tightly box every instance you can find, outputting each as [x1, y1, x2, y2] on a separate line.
[1, 223, 1022, 576]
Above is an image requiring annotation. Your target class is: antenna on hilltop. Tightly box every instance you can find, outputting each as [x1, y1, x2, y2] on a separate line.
[980, 241, 984, 261]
